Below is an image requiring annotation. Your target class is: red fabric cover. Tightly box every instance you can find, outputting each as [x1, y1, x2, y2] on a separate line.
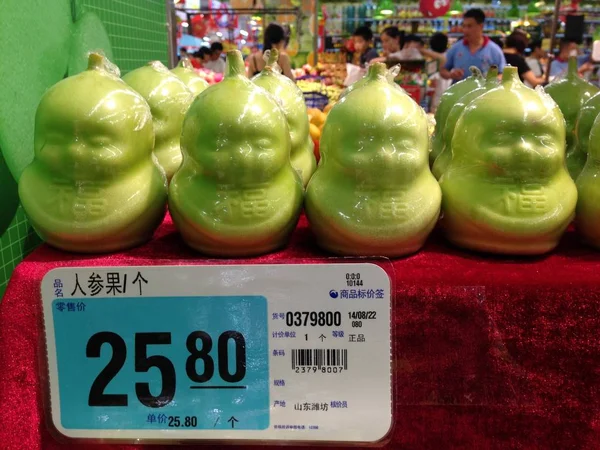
[1, 215, 600, 449]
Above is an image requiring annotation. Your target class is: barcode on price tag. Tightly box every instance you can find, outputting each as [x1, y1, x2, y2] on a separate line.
[291, 349, 348, 370]
[42, 263, 392, 443]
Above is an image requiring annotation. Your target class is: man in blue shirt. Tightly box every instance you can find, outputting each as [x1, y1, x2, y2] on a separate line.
[441, 8, 506, 82]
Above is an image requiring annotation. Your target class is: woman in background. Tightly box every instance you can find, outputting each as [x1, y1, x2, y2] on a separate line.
[247, 23, 294, 80]
[503, 31, 544, 87]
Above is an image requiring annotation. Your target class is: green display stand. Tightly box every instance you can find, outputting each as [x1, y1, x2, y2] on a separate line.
[0, 0, 169, 298]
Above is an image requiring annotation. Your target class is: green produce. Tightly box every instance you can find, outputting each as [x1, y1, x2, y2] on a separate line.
[123, 61, 194, 181]
[576, 113, 600, 248]
[430, 66, 484, 166]
[169, 51, 303, 256]
[339, 64, 402, 100]
[432, 65, 499, 179]
[545, 56, 599, 180]
[171, 57, 210, 96]
[440, 66, 576, 255]
[573, 91, 600, 175]
[252, 49, 316, 187]
[19, 53, 168, 253]
[305, 63, 441, 257]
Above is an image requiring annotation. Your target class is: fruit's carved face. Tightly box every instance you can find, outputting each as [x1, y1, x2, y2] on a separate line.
[181, 78, 290, 185]
[146, 77, 193, 147]
[452, 87, 565, 183]
[34, 72, 153, 179]
[322, 83, 428, 184]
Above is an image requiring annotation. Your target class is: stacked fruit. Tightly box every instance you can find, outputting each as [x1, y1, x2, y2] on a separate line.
[307, 104, 335, 161]
[296, 79, 343, 103]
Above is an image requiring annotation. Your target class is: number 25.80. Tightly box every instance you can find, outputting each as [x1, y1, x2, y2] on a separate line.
[86, 331, 246, 408]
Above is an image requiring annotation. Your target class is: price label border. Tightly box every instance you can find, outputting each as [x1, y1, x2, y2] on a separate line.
[40, 261, 396, 446]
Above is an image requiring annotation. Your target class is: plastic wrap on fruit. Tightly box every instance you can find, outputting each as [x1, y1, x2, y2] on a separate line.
[339, 64, 402, 100]
[575, 113, 600, 248]
[305, 62, 441, 257]
[123, 61, 194, 181]
[18, 53, 168, 253]
[573, 91, 600, 173]
[430, 66, 484, 166]
[545, 56, 599, 180]
[432, 65, 499, 179]
[171, 57, 210, 97]
[169, 51, 303, 257]
[440, 66, 577, 255]
[252, 49, 316, 187]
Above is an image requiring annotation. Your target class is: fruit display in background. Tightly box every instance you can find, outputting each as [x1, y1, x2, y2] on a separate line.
[432, 65, 500, 179]
[305, 63, 441, 257]
[171, 57, 210, 96]
[169, 51, 303, 257]
[123, 61, 194, 181]
[576, 113, 600, 248]
[545, 56, 600, 180]
[573, 91, 600, 173]
[18, 53, 168, 253]
[252, 49, 316, 187]
[430, 67, 484, 166]
[440, 67, 577, 255]
[296, 79, 343, 104]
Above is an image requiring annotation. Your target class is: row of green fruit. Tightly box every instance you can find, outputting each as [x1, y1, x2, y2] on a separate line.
[429, 57, 600, 254]
[18, 50, 317, 256]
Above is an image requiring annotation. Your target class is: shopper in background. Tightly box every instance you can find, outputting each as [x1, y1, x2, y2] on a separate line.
[503, 32, 545, 87]
[204, 42, 226, 74]
[441, 8, 506, 82]
[351, 26, 379, 67]
[179, 47, 189, 60]
[526, 40, 547, 83]
[247, 23, 295, 80]
[549, 39, 593, 79]
[380, 27, 405, 59]
[424, 33, 452, 113]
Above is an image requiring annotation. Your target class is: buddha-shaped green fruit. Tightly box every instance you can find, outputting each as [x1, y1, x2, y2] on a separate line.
[252, 49, 316, 187]
[123, 61, 194, 181]
[169, 51, 303, 256]
[432, 66, 499, 179]
[305, 63, 441, 257]
[430, 67, 484, 166]
[576, 114, 600, 248]
[440, 67, 577, 255]
[545, 56, 599, 180]
[171, 57, 210, 96]
[18, 53, 168, 253]
[573, 91, 600, 176]
[340, 64, 402, 100]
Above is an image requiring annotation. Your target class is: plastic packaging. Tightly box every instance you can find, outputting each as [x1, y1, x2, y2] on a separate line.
[429, 67, 484, 165]
[169, 51, 303, 257]
[440, 66, 577, 255]
[576, 113, 600, 248]
[18, 53, 167, 253]
[573, 91, 600, 173]
[305, 63, 441, 257]
[123, 61, 194, 181]
[544, 56, 599, 179]
[171, 57, 210, 97]
[252, 49, 316, 187]
[432, 65, 499, 179]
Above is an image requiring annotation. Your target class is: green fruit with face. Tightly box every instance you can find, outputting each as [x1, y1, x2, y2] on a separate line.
[169, 51, 303, 256]
[576, 114, 600, 248]
[545, 56, 599, 180]
[305, 63, 441, 257]
[252, 49, 316, 187]
[430, 67, 484, 166]
[171, 57, 210, 96]
[440, 66, 577, 255]
[18, 53, 168, 253]
[432, 66, 499, 179]
[573, 91, 600, 176]
[123, 61, 194, 181]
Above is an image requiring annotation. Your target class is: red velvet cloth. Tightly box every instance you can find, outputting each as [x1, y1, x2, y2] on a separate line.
[2, 215, 600, 449]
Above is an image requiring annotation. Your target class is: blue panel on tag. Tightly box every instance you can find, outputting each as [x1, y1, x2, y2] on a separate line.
[51, 296, 269, 430]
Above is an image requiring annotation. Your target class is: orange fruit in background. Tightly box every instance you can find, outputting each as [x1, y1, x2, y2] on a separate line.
[309, 123, 321, 142]
[308, 109, 326, 128]
[324, 102, 335, 114]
